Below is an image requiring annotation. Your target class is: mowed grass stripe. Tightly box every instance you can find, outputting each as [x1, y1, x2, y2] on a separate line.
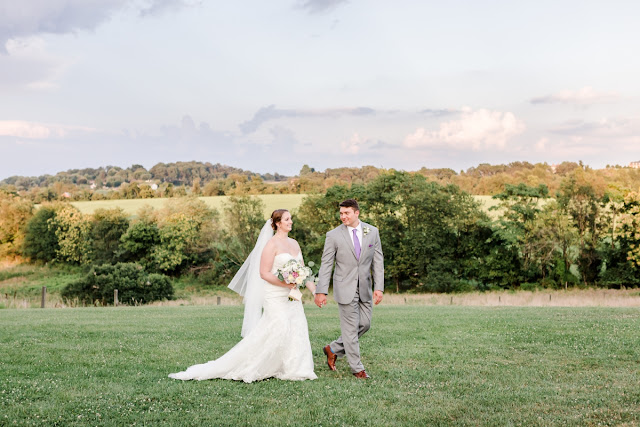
[71, 194, 308, 218]
[71, 195, 503, 218]
[1, 306, 638, 425]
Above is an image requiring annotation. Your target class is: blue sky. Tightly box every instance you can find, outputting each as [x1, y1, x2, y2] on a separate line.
[1, 0, 639, 179]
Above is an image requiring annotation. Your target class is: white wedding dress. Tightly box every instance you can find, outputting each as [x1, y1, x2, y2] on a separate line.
[169, 253, 317, 383]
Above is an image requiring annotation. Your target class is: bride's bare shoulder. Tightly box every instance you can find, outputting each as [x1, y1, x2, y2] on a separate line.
[262, 238, 278, 255]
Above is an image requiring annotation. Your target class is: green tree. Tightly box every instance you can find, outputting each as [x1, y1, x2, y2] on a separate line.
[89, 208, 130, 265]
[209, 196, 266, 284]
[556, 176, 608, 285]
[294, 171, 490, 292]
[119, 218, 161, 269]
[600, 189, 640, 287]
[150, 197, 219, 274]
[489, 183, 551, 284]
[48, 205, 92, 265]
[525, 202, 579, 287]
[22, 204, 63, 262]
[0, 191, 33, 257]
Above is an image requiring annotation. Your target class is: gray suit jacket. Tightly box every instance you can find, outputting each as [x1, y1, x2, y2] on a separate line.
[316, 222, 384, 304]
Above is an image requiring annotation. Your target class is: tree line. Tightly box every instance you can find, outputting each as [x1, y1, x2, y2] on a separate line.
[2, 168, 639, 297]
[3, 160, 640, 204]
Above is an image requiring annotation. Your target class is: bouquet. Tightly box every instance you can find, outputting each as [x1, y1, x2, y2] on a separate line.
[277, 259, 313, 301]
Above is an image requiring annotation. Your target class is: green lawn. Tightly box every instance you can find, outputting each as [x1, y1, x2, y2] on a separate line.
[71, 194, 308, 218]
[1, 306, 638, 426]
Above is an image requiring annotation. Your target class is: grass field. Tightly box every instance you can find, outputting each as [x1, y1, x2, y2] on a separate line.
[70, 194, 308, 218]
[71, 195, 502, 219]
[1, 305, 639, 426]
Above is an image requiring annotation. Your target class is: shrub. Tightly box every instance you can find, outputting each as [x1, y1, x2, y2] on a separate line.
[62, 263, 173, 305]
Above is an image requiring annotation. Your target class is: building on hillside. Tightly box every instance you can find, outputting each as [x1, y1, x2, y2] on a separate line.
[550, 164, 559, 173]
[630, 161, 640, 169]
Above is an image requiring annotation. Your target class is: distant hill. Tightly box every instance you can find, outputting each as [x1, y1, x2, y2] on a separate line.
[0, 161, 288, 189]
[3, 160, 640, 203]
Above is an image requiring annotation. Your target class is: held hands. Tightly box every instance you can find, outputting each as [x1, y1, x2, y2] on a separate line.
[314, 293, 327, 308]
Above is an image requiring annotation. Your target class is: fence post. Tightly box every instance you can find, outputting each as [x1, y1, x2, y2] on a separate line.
[217, 296, 221, 306]
[41, 286, 46, 308]
[114, 289, 119, 307]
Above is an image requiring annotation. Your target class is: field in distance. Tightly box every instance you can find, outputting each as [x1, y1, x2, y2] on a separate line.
[71, 194, 307, 218]
[72, 194, 501, 218]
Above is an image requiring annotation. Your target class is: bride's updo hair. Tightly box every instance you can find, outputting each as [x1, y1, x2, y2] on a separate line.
[270, 209, 289, 231]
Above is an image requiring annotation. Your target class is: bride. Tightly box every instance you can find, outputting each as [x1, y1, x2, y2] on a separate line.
[169, 209, 318, 382]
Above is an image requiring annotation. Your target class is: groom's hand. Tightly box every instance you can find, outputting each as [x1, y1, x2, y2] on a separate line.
[373, 290, 383, 305]
[314, 293, 327, 308]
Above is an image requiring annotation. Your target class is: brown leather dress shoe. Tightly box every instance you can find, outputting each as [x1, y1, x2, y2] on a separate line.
[323, 345, 337, 371]
[353, 370, 370, 379]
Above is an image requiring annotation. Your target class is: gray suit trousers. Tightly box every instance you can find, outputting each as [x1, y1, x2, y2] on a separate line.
[330, 286, 372, 373]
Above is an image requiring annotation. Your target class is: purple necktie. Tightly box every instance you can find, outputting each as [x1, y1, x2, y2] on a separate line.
[353, 229, 361, 260]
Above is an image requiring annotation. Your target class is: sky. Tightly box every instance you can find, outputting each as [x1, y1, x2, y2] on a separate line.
[1, 0, 640, 180]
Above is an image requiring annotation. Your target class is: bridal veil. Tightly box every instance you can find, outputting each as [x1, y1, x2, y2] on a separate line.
[227, 219, 274, 337]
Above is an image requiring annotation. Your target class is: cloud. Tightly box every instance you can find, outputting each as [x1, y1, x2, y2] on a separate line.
[139, 0, 202, 17]
[530, 116, 640, 162]
[0, 120, 96, 139]
[0, 36, 69, 90]
[268, 126, 297, 152]
[296, 0, 348, 14]
[341, 133, 365, 155]
[531, 86, 619, 105]
[403, 107, 526, 150]
[158, 115, 233, 150]
[338, 133, 391, 155]
[239, 105, 376, 134]
[0, 0, 198, 49]
[419, 108, 459, 117]
[534, 137, 548, 152]
[549, 117, 635, 138]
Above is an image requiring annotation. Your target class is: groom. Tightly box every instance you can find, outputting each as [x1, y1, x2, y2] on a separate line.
[314, 199, 384, 379]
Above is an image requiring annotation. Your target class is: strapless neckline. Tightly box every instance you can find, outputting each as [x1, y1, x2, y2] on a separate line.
[275, 252, 301, 259]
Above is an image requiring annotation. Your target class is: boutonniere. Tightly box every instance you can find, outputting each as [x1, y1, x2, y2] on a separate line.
[363, 226, 371, 236]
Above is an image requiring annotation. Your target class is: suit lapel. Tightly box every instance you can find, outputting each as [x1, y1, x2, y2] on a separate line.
[340, 224, 358, 260]
[359, 222, 370, 261]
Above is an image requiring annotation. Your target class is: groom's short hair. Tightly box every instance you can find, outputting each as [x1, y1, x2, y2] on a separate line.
[339, 199, 360, 212]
